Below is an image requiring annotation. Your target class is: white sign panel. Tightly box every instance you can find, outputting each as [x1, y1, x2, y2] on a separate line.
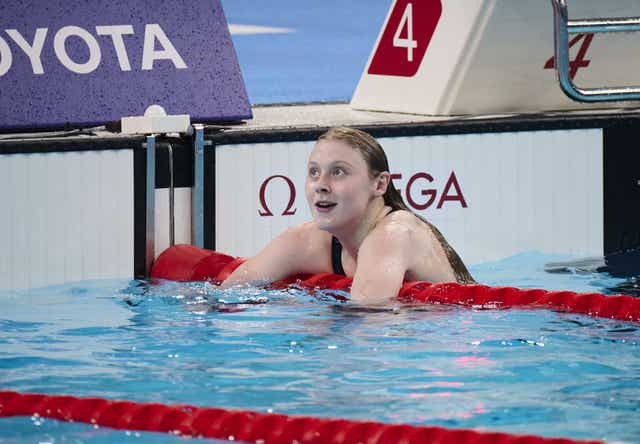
[215, 129, 603, 265]
[0, 150, 134, 290]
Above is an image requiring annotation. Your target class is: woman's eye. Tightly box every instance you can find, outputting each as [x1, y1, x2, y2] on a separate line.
[308, 168, 319, 177]
[332, 167, 345, 176]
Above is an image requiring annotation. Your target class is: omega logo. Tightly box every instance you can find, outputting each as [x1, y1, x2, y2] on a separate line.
[394, 171, 467, 210]
[258, 171, 467, 217]
[258, 175, 297, 216]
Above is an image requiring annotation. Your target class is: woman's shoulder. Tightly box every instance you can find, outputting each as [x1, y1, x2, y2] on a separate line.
[280, 221, 329, 242]
[274, 222, 332, 258]
[368, 210, 460, 282]
[362, 210, 419, 252]
[275, 222, 332, 272]
[368, 210, 440, 256]
[375, 209, 424, 236]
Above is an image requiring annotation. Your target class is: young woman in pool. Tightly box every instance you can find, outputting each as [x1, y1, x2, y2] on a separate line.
[221, 127, 474, 303]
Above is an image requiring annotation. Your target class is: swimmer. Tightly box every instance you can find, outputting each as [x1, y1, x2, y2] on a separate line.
[221, 127, 474, 304]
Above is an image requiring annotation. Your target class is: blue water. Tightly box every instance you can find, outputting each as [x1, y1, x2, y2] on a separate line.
[1, 252, 639, 443]
[221, 0, 390, 104]
[6, 2, 639, 442]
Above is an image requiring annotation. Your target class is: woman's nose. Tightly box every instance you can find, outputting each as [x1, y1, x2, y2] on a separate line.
[315, 173, 330, 193]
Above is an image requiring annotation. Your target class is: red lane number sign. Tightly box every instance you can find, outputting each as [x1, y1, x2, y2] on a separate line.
[368, 0, 442, 77]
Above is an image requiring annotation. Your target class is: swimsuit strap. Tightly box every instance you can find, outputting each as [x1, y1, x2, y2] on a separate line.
[331, 236, 346, 276]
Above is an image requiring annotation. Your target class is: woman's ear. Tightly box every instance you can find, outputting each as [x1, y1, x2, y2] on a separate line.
[374, 172, 390, 196]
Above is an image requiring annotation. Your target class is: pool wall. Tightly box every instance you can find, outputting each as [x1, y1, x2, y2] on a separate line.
[1, 107, 639, 290]
[206, 106, 640, 265]
[214, 127, 602, 264]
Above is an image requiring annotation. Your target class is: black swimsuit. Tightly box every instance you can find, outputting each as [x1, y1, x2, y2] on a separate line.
[331, 236, 346, 276]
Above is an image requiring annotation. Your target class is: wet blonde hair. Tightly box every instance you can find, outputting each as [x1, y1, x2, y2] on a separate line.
[318, 127, 475, 284]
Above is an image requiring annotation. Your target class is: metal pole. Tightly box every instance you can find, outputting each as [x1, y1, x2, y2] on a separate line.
[569, 18, 640, 34]
[192, 124, 206, 248]
[167, 143, 175, 247]
[145, 135, 156, 276]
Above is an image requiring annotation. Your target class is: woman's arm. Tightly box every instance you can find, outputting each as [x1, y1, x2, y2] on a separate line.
[220, 223, 323, 288]
[349, 223, 412, 305]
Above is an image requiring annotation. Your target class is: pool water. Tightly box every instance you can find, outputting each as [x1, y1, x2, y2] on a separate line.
[1, 252, 639, 444]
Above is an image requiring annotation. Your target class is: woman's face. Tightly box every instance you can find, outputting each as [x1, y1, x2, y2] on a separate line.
[305, 138, 379, 232]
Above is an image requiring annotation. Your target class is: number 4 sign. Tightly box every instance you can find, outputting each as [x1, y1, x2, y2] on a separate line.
[368, 0, 442, 77]
[544, 33, 594, 80]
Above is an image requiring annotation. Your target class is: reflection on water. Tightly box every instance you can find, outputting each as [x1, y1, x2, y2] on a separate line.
[606, 276, 640, 297]
[470, 251, 640, 298]
[541, 250, 640, 297]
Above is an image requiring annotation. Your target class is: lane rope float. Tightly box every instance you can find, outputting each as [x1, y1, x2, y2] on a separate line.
[0, 390, 601, 444]
[151, 244, 640, 323]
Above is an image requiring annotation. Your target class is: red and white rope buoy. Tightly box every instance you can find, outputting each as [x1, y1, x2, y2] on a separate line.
[151, 244, 640, 323]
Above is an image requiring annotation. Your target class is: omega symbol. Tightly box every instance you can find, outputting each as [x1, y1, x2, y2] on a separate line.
[258, 175, 297, 216]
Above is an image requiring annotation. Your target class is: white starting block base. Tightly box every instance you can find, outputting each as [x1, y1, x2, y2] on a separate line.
[352, 0, 640, 115]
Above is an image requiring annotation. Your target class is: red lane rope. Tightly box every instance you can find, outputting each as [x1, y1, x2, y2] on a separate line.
[151, 245, 640, 323]
[0, 391, 600, 444]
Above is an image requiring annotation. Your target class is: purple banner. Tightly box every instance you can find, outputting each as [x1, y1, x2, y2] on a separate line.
[0, 0, 251, 130]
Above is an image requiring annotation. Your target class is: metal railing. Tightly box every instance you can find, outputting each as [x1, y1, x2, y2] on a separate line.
[143, 131, 208, 277]
[551, 0, 640, 101]
[145, 135, 157, 276]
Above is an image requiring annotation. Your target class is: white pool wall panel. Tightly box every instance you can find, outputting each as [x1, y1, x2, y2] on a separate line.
[215, 129, 603, 264]
[0, 150, 134, 290]
[216, 141, 314, 258]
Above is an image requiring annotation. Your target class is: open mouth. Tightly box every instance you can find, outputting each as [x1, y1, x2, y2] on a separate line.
[315, 201, 337, 211]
